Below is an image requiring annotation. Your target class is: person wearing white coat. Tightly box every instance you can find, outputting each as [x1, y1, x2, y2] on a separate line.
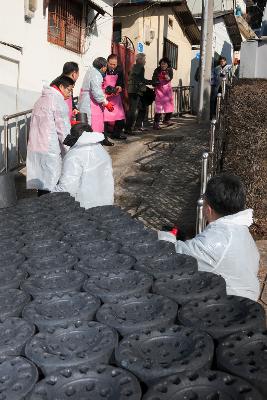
[52, 120, 114, 209]
[158, 174, 260, 301]
[26, 75, 74, 195]
[78, 57, 114, 146]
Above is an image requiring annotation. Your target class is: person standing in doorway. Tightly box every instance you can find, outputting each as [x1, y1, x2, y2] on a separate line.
[78, 57, 114, 146]
[152, 57, 174, 130]
[26, 75, 74, 196]
[124, 53, 151, 135]
[62, 61, 79, 123]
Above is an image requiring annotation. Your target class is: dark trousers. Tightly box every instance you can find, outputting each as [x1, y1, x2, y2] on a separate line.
[37, 189, 50, 197]
[154, 112, 172, 123]
[104, 120, 125, 137]
[125, 94, 146, 132]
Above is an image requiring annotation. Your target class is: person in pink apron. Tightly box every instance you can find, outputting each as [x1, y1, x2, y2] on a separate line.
[62, 61, 80, 123]
[78, 57, 114, 146]
[152, 57, 174, 130]
[103, 54, 126, 140]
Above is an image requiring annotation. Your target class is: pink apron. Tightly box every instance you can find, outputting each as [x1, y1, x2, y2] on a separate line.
[103, 74, 125, 122]
[90, 96, 104, 132]
[65, 97, 73, 122]
[155, 77, 174, 114]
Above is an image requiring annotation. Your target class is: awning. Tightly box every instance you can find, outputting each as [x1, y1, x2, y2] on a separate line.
[213, 11, 243, 51]
[172, 2, 201, 45]
[235, 15, 258, 39]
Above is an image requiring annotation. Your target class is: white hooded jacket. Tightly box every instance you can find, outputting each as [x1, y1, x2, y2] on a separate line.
[53, 131, 114, 209]
[158, 209, 260, 301]
[26, 85, 70, 191]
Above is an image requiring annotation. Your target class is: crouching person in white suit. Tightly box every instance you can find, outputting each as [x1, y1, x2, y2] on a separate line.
[158, 174, 260, 301]
[53, 113, 114, 208]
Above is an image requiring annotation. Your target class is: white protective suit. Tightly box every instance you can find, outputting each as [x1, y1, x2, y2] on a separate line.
[78, 66, 106, 127]
[53, 131, 114, 209]
[27, 85, 70, 191]
[158, 209, 260, 301]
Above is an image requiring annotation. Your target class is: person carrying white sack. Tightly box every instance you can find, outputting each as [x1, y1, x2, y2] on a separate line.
[158, 174, 260, 301]
[52, 113, 114, 208]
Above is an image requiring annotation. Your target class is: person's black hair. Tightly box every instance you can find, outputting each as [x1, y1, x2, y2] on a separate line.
[219, 56, 227, 61]
[50, 75, 75, 88]
[159, 57, 172, 67]
[62, 62, 79, 75]
[93, 57, 107, 70]
[107, 53, 118, 62]
[204, 174, 246, 216]
[63, 123, 93, 147]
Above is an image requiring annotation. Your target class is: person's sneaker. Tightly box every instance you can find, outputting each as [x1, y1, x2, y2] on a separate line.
[102, 137, 114, 146]
[153, 123, 161, 130]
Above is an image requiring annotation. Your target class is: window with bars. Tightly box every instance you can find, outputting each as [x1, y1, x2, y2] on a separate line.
[48, 0, 86, 53]
[163, 38, 178, 70]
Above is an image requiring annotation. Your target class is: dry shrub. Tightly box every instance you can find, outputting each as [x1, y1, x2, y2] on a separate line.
[222, 79, 267, 239]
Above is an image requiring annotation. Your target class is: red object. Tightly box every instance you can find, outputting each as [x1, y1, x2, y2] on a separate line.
[71, 120, 80, 126]
[111, 38, 136, 111]
[170, 227, 180, 237]
[159, 71, 169, 80]
[105, 102, 114, 112]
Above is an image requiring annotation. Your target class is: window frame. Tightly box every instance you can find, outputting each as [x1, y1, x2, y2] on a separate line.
[47, 0, 86, 54]
[163, 37, 178, 70]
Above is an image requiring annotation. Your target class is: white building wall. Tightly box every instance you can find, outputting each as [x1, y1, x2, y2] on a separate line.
[0, 0, 113, 115]
[213, 19, 234, 63]
[187, 0, 247, 16]
[0, 0, 113, 169]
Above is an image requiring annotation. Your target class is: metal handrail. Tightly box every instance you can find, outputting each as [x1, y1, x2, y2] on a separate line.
[195, 77, 231, 234]
[2, 109, 32, 173]
[3, 109, 32, 121]
[196, 152, 209, 234]
[221, 77, 227, 99]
